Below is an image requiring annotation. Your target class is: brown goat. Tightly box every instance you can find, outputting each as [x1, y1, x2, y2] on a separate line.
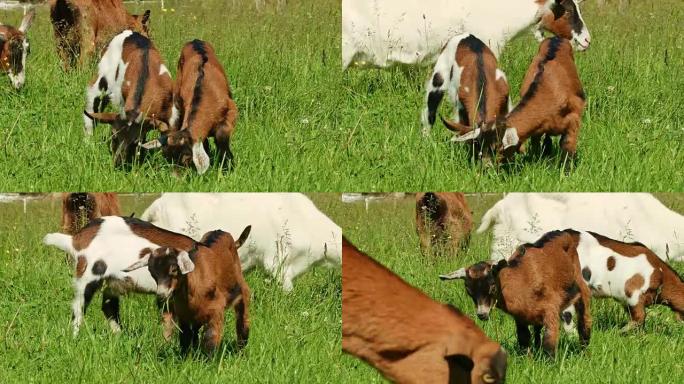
[49, 0, 150, 70]
[0, 10, 35, 90]
[142, 39, 239, 174]
[124, 227, 252, 355]
[61, 192, 121, 235]
[343, 237, 507, 384]
[416, 192, 472, 254]
[440, 231, 592, 357]
[452, 37, 585, 166]
[83, 30, 173, 167]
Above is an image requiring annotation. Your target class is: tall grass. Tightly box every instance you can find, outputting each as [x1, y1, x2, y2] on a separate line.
[0, 0, 343, 191]
[0, 193, 344, 383]
[339, 193, 684, 383]
[339, 0, 683, 191]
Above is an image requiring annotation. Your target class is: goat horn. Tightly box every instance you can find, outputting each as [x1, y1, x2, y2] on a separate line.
[439, 268, 467, 280]
[440, 115, 473, 135]
[123, 254, 150, 272]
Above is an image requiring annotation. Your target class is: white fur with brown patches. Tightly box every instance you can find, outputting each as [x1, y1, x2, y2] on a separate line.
[577, 231, 653, 307]
[42, 216, 192, 336]
[83, 30, 133, 135]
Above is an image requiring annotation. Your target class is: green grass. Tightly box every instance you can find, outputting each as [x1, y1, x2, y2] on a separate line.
[0, 193, 344, 383]
[3, 1, 682, 192]
[339, 0, 684, 191]
[339, 193, 684, 383]
[0, 0, 343, 191]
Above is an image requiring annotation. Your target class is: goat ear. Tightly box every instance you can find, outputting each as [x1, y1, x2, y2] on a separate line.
[439, 268, 467, 281]
[235, 225, 252, 249]
[502, 128, 519, 149]
[123, 254, 150, 272]
[176, 251, 195, 275]
[191, 142, 211, 174]
[19, 9, 35, 33]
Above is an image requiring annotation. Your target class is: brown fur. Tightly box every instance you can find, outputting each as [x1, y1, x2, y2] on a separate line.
[343, 238, 507, 384]
[624, 274, 645, 298]
[75, 256, 88, 277]
[145, 228, 251, 355]
[607, 256, 616, 271]
[61, 193, 121, 235]
[0, 26, 24, 74]
[49, 0, 150, 70]
[162, 40, 238, 171]
[499, 37, 585, 162]
[85, 33, 173, 167]
[415, 192, 473, 254]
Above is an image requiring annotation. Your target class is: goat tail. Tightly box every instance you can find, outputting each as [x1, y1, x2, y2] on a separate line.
[43, 233, 76, 256]
[235, 225, 252, 249]
[139, 197, 160, 222]
[477, 202, 501, 234]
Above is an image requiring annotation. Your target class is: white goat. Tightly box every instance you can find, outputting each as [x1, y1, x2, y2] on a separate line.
[342, 0, 590, 69]
[140, 193, 342, 292]
[478, 193, 684, 262]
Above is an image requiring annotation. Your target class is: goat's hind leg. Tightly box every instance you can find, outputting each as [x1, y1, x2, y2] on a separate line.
[83, 75, 111, 136]
[421, 42, 456, 136]
[101, 287, 121, 333]
[72, 278, 103, 336]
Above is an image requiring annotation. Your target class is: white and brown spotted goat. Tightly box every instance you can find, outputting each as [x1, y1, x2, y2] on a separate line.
[142, 40, 238, 174]
[0, 10, 35, 90]
[421, 34, 509, 163]
[572, 230, 684, 331]
[83, 30, 173, 167]
[42, 216, 248, 339]
[453, 37, 585, 165]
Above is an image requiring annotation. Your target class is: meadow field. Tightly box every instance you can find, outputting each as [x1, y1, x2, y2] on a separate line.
[340, 0, 684, 191]
[339, 193, 684, 383]
[0, 193, 344, 383]
[0, 0, 343, 192]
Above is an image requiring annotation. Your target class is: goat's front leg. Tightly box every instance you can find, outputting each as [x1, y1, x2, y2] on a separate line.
[179, 322, 199, 355]
[101, 288, 121, 333]
[542, 312, 560, 358]
[156, 297, 175, 341]
[515, 319, 532, 350]
[202, 313, 225, 357]
[214, 127, 234, 171]
[559, 113, 581, 169]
